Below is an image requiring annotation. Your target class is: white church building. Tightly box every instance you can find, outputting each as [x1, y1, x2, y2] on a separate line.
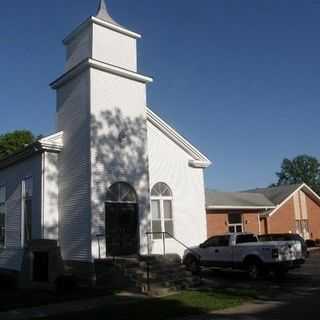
[0, 1, 211, 282]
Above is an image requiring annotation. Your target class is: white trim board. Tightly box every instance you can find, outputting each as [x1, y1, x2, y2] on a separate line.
[267, 183, 320, 217]
[51, 58, 153, 89]
[207, 205, 275, 210]
[39, 131, 64, 152]
[63, 16, 141, 45]
[147, 108, 211, 168]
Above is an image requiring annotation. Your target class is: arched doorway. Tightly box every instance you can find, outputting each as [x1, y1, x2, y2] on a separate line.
[105, 182, 139, 256]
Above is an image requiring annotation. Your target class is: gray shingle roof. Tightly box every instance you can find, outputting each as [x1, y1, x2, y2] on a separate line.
[245, 184, 303, 205]
[206, 184, 303, 208]
[206, 190, 275, 208]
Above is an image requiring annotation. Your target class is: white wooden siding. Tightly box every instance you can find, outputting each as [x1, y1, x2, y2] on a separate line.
[65, 25, 92, 72]
[147, 120, 207, 257]
[42, 152, 59, 240]
[0, 154, 42, 271]
[92, 23, 137, 72]
[90, 68, 150, 259]
[56, 70, 92, 262]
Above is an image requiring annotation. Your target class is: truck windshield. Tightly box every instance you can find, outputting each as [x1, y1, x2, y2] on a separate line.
[236, 234, 258, 244]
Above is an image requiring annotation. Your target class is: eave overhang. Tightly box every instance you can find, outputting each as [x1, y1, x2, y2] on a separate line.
[266, 183, 320, 217]
[63, 16, 141, 46]
[50, 58, 153, 90]
[147, 108, 212, 169]
[206, 205, 276, 211]
[0, 132, 63, 171]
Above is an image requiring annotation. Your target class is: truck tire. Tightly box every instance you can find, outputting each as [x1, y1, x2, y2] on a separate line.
[245, 258, 262, 280]
[184, 255, 200, 274]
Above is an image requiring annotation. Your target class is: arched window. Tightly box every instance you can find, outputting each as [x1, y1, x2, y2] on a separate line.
[151, 183, 174, 239]
[106, 182, 137, 203]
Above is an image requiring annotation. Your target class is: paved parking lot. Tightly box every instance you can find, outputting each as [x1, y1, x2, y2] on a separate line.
[195, 249, 320, 319]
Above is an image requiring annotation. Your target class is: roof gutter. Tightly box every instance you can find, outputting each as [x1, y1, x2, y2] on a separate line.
[207, 205, 276, 210]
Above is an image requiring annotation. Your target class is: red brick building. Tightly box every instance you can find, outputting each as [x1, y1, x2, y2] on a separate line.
[206, 183, 320, 241]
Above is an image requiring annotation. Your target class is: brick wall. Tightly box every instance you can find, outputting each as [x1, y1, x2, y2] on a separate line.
[206, 210, 261, 238]
[266, 191, 320, 240]
[207, 212, 228, 237]
[243, 213, 260, 234]
[306, 195, 320, 240]
[206, 189, 320, 240]
[267, 198, 296, 234]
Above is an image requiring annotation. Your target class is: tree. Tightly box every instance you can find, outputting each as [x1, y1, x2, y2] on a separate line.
[0, 130, 38, 160]
[274, 155, 320, 194]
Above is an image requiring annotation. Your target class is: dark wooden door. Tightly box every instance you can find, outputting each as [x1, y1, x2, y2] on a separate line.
[33, 251, 49, 282]
[105, 203, 139, 256]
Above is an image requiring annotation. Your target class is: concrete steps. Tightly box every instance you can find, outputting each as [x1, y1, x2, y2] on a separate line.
[94, 254, 201, 296]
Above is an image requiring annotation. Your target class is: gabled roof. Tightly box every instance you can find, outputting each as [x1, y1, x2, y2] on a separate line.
[38, 132, 64, 152]
[245, 184, 303, 205]
[0, 132, 63, 171]
[206, 183, 320, 217]
[206, 190, 275, 210]
[147, 108, 212, 169]
[262, 183, 320, 217]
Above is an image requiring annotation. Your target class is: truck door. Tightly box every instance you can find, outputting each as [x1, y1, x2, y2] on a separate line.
[211, 235, 233, 267]
[198, 236, 220, 266]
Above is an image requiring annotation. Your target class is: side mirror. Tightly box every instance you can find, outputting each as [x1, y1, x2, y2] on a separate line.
[200, 243, 206, 249]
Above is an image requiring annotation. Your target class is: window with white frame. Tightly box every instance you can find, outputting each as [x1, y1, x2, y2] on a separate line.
[0, 186, 6, 247]
[22, 177, 33, 244]
[228, 213, 243, 233]
[151, 183, 174, 239]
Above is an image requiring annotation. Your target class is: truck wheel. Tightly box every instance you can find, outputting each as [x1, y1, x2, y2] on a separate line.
[185, 255, 200, 274]
[246, 260, 262, 280]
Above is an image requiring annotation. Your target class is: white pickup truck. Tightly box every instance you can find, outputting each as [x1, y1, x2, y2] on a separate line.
[183, 233, 305, 279]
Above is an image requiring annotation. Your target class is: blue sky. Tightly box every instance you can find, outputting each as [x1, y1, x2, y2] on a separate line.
[0, 0, 319, 191]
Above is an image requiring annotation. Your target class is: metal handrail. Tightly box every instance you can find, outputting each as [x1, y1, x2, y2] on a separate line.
[145, 231, 201, 260]
[145, 231, 202, 291]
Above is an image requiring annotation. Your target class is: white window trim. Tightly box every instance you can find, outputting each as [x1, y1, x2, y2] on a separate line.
[0, 185, 6, 248]
[228, 223, 244, 233]
[21, 176, 33, 247]
[151, 184, 174, 240]
[228, 212, 244, 234]
[21, 180, 26, 248]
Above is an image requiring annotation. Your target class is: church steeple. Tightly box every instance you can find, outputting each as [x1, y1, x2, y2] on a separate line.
[96, 0, 120, 26]
[61, 0, 143, 72]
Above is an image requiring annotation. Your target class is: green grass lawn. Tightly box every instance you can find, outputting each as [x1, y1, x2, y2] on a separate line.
[38, 289, 255, 320]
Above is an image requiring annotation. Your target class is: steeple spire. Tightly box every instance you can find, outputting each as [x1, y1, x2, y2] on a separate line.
[96, 0, 120, 26]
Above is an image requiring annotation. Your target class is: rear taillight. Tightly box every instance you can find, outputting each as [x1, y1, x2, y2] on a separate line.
[272, 248, 279, 259]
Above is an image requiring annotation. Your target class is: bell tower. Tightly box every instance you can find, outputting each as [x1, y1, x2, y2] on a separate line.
[51, 0, 153, 265]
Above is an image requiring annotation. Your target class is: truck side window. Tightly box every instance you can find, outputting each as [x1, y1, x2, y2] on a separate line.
[203, 235, 230, 247]
[217, 235, 230, 246]
[236, 234, 258, 244]
[202, 236, 219, 248]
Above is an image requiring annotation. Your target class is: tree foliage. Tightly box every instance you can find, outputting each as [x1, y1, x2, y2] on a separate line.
[275, 155, 320, 194]
[0, 130, 38, 160]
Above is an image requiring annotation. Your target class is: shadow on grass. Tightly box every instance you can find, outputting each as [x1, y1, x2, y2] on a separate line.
[0, 287, 115, 313]
[34, 289, 252, 320]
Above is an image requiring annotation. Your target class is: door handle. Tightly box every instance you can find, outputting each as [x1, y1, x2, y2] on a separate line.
[215, 249, 219, 253]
